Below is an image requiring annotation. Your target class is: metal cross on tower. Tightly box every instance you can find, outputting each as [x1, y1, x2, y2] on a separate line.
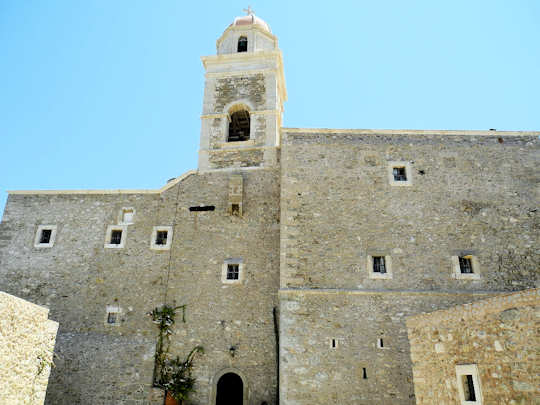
[243, 6, 254, 16]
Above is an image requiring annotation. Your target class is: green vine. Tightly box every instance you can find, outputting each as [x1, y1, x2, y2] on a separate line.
[148, 304, 204, 402]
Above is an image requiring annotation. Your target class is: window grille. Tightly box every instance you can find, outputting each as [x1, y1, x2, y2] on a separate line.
[110, 230, 122, 245]
[227, 264, 240, 280]
[373, 256, 386, 273]
[393, 167, 407, 181]
[40, 229, 52, 244]
[155, 231, 168, 245]
[459, 256, 473, 273]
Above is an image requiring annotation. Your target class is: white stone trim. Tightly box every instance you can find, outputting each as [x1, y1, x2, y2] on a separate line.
[455, 364, 483, 404]
[221, 258, 245, 284]
[104, 225, 127, 249]
[150, 226, 173, 251]
[388, 161, 412, 186]
[34, 225, 57, 248]
[367, 255, 393, 279]
[118, 207, 135, 225]
[452, 255, 481, 280]
[105, 305, 122, 327]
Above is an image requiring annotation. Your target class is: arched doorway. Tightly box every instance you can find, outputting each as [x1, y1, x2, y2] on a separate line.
[216, 372, 243, 405]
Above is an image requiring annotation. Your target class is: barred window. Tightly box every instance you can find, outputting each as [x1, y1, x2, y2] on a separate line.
[39, 229, 52, 244]
[459, 256, 473, 274]
[227, 264, 240, 280]
[373, 256, 386, 273]
[110, 230, 123, 245]
[392, 167, 407, 181]
[155, 231, 168, 246]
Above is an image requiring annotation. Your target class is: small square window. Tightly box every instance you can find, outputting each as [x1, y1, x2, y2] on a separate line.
[459, 256, 473, 274]
[156, 231, 168, 245]
[222, 259, 244, 284]
[150, 226, 173, 250]
[40, 229, 52, 244]
[105, 305, 122, 326]
[104, 225, 127, 249]
[372, 256, 386, 273]
[110, 230, 122, 245]
[452, 255, 480, 280]
[388, 161, 412, 186]
[227, 264, 239, 280]
[367, 254, 393, 279]
[34, 225, 57, 248]
[392, 167, 407, 181]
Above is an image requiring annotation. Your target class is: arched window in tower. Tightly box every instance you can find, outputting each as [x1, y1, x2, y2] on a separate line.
[237, 36, 248, 52]
[228, 110, 250, 142]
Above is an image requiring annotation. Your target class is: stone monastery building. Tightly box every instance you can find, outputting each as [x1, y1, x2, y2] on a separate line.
[1, 12, 538, 405]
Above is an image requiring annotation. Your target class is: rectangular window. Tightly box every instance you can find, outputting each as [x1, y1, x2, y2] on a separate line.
[392, 167, 407, 181]
[456, 364, 482, 404]
[34, 225, 57, 248]
[110, 230, 123, 245]
[373, 256, 386, 273]
[227, 264, 239, 280]
[462, 374, 476, 401]
[459, 256, 473, 274]
[155, 231, 168, 245]
[39, 229, 52, 244]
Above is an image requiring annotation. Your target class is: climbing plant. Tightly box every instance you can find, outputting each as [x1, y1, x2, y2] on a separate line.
[148, 304, 204, 403]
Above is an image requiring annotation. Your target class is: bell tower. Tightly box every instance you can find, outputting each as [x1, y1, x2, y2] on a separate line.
[198, 10, 287, 171]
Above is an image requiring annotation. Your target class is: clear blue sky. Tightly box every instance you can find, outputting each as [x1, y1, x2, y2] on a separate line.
[1, 1, 539, 213]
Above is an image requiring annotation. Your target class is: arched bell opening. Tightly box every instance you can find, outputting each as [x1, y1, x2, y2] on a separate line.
[227, 109, 251, 142]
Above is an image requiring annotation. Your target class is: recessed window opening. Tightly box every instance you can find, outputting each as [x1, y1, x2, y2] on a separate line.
[462, 374, 476, 401]
[155, 230, 168, 246]
[227, 264, 240, 280]
[362, 368, 367, 379]
[393, 167, 407, 181]
[39, 229, 52, 244]
[107, 312, 118, 324]
[331, 339, 336, 348]
[110, 230, 123, 245]
[189, 206, 215, 212]
[373, 256, 386, 273]
[237, 36, 248, 52]
[228, 110, 250, 142]
[459, 256, 473, 274]
[377, 338, 384, 348]
[231, 204, 240, 216]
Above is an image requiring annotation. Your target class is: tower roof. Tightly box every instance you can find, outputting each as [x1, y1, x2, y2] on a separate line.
[230, 11, 271, 33]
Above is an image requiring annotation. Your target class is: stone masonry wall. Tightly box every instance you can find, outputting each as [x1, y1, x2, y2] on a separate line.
[0, 168, 280, 405]
[280, 130, 539, 290]
[0, 291, 58, 405]
[406, 288, 539, 405]
[278, 129, 539, 405]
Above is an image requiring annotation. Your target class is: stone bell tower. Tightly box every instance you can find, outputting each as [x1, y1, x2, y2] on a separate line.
[198, 9, 287, 171]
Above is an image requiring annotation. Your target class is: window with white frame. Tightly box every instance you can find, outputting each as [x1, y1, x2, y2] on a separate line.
[150, 226, 173, 250]
[105, 305, 122, 326]
[455, 364, 483, 404]
[367, 254, 393, 279]
[388, 161, 412, 186]
[221, 259, 244, 284]
[34, 225, 57, 248]
[452, 254, 481, 280]
[104, 225, 127, 249]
